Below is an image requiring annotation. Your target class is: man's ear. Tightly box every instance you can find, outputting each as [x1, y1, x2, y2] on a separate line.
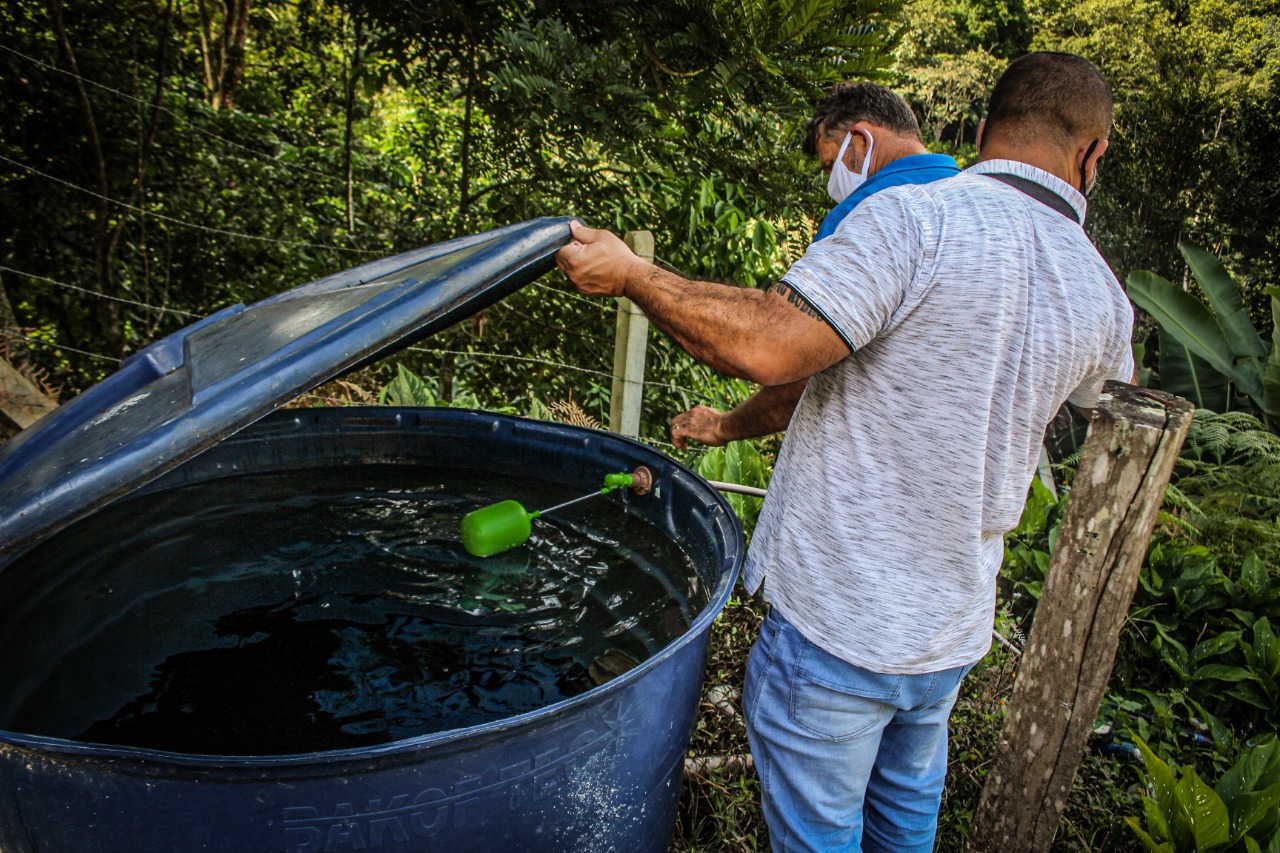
[843, 124, 870, 170]
[976, 119, 986, 155]
[1081, 137, 1110, 183]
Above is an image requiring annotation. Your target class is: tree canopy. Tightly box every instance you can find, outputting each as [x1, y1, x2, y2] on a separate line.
[1, 0, 1276, 439]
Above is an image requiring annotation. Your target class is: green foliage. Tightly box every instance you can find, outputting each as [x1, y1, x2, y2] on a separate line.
[378, 362, 511, 413]
[1025, 0, 1280, 309]
[998, 475, 1062, 613]
[1, 0, 904, 397]
[1176, 411, 1280, 569]
[893, 0, 1025, 150]
[694, 440, 771, 538]
[1126, 736, 1280, 853]
[1128, 244, 1280, 424]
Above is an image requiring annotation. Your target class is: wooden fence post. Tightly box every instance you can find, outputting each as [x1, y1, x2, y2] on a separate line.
[609, 230, 653, 438]
[967, 382, 1194, 852]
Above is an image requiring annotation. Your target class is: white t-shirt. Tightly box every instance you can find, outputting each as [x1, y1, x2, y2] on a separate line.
[742, 159, 1134, 675]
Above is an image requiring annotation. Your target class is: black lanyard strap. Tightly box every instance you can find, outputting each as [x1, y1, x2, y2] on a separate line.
[987, 173, 1080, 224]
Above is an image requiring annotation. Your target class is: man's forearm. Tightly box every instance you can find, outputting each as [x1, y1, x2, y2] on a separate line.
[621, 262, 777, 382]
[622, 262, 833, 385]
[721, 380, 808, 441]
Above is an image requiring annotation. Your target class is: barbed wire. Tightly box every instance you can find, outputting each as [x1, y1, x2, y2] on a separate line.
[0, 43, 346, 187]
[0, 154, 383, 256]
[526, 280, 611, 313]
[406, 344, 724, 406]
[1, 264, 202, 318]
[492, 300, 614, 346]
[406, 346, 614, 380]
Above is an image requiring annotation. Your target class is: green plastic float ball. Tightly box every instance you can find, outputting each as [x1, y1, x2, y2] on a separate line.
[461, 499, 534, 557]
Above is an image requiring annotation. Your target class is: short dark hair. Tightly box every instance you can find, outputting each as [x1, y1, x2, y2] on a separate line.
[801, 82, 922, 158]
[983, 52, 1113, 150]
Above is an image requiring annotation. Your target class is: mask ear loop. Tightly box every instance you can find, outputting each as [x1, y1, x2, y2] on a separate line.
[857, 129, 875, 177]
[834, 131, 854, 170]
[1079, 139, 1100, 196]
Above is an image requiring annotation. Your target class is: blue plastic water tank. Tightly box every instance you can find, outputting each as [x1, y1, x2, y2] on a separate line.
[0, 218, 744, 851]
[0, 407, 742, 853]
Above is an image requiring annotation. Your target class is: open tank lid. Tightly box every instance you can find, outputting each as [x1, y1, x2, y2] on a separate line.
[0, 217, 574, 558]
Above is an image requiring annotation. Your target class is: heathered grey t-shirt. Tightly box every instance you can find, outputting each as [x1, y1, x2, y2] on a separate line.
[742, 159, 1134, 675]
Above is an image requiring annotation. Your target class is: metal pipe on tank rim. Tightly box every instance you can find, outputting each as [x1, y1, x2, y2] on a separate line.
[707, 481, 767, 498]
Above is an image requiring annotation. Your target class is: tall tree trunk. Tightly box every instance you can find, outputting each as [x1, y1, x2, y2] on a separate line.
[193, 0, 217, 100]
[213, 0, 249, 110]
[457, 38, 476, 237]
[49, 0, 125, 357]
[107, 0, 174, 327]
[342, 16, 363, 234]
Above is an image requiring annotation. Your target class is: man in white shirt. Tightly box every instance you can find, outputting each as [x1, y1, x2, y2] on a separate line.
[557, 52, 1133, 853]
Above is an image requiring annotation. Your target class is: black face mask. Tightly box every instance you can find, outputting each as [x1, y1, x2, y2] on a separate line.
[1080, 139, 1100, 196]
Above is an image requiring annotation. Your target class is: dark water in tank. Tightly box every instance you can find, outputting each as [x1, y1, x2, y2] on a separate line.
[0, 465, 706, 756]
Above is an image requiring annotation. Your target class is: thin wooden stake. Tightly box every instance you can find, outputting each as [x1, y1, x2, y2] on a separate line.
[609, 231, 653, 438]
[967, 382, 1194, 852]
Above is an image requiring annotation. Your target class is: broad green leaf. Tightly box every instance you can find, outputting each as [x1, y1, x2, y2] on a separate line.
[1158, 325, 1230, 412]
[1226, 782, 1280, 842]
[1191, 631, 1243, 667]
[752, 219, 769, 255]
[1015, 476, 1057, 537]
[1242, 640, 1261, 672]
[1173, 769, 1231, 851]
[1258, 801, 1280, 842]
[1192, 663, 1258, 683]
[1256, 619, 1279, 674]
[1266, 819, 1280, 853]
[1241, 556, 1273, 603]
[1128, 270, 1264, 401]
[1136, 737, 1180, 830]
[1126, 815, 1175, 853]
[1226, 683, 1272, 711]
[1145, 792, 1175, 842]
[1187, 698, 1236, 757]
[1135, 341, 1155, 387]
[1180, 242, 1268, 361]
[1261, 669, 1280, 702]
[380, 363, 438, 407]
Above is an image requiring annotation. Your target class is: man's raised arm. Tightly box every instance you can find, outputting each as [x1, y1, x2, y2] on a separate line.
[556, 222, 850, 387]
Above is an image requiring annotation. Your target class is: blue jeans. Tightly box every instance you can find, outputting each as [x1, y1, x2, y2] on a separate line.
[743, 608, 971, 853]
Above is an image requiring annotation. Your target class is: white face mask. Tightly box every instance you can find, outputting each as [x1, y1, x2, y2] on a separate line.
[827, 129, 874, 204]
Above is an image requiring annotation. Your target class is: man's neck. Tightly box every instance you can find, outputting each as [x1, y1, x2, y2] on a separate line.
[977, 141, 1075, 186]
[871, 138, 927, 176]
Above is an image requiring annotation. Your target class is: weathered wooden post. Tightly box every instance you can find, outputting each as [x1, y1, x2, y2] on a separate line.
[967, 382, 1194, 852]
[609, 230, 653, 437]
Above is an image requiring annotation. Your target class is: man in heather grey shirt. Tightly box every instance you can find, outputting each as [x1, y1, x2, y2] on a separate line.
[558, 53, 1133, 853]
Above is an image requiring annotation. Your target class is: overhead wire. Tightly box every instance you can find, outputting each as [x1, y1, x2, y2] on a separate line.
[527, 280, 611, 313]
[0, 328, 121, 363]
[0, 50, 721, 411]
[1, 264, 202, 318]
[0, 153, 382, 256]
[0, 43, 347, 187]
[406, 346, 614, 381]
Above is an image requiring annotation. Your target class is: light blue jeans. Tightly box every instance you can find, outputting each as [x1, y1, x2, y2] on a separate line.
[743, 607, 972, 853]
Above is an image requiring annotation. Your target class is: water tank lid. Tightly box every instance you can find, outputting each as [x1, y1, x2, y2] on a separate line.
[0, 217, 574, 557]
